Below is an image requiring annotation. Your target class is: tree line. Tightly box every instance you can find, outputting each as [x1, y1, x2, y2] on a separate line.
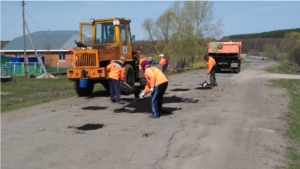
[136, 1, 223, 67]
[224, 28, 300, 39]
[133, 1, 300, 67]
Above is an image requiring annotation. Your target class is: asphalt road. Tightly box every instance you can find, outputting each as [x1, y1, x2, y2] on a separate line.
[2, 58, 300, 169]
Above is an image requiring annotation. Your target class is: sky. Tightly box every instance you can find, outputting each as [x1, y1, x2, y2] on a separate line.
[1, 1, 300, 41]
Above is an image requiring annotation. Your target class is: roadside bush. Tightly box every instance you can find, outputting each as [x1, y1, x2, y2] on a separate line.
[247, 49, 260, 56]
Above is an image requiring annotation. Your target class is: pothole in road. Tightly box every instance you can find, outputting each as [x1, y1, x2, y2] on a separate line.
[170, 88, 190, 91]
[68, 124, 104, 131]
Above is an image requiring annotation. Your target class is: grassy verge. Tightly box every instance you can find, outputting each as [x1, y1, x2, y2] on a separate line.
[0, 75, 104, 112]
[266, 61, 299, 74]
[267, 60, 300, 168]
[271, 79, 300, 168]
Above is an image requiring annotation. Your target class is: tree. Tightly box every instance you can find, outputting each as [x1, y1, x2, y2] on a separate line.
[141, 1, 223, 65]
[280, 32, 300, 65]
[263, 43, 278, 59]
[181, 1, 223, 39]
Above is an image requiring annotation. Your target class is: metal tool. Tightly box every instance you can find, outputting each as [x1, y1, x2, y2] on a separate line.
[123, 81, 135, 91]
[202, 74, 209, 87]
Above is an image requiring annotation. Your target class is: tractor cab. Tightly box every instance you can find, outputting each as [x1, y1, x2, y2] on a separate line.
[79, 18, 135, 61]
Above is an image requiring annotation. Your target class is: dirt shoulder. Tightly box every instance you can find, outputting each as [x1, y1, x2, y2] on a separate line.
[2, 58, 300, 169]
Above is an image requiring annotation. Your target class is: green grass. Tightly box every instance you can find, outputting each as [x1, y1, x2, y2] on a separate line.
[271, 79, 300, 168]
[266, 60, 300, 168]
[192, 60, 207, 69]
[266, 61, 299, 74]
[0, 75, 104, 112]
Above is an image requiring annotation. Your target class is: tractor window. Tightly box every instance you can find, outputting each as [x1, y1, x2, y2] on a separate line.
[128, 24, 132, 45]
[121, 23, 126, 45]
[95, 23, 115, 43]
[81, 24, 92, 46]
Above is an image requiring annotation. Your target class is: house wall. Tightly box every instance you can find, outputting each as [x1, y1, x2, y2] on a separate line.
[2, 51, 73, 68]
[44, 53, 73, 68]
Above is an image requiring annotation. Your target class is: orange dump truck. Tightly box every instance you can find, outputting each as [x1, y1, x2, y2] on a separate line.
[207, 41, 243, 73]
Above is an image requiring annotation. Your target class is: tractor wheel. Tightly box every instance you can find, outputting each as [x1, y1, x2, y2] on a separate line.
[120, 64, 135, 95]
[139, 77, 147, 89]
[74, 80, 94, 96]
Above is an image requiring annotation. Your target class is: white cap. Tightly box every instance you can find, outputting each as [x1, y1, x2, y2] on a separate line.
[159, 54, 164, 57]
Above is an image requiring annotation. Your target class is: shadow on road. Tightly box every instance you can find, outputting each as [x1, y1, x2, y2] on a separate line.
[115, 95, 198, 116]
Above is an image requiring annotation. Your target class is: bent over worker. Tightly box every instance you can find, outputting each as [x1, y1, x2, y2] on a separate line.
[204, 54, 218, 87]
[106, 56, 126, 104]
[139, 60, 168, 118]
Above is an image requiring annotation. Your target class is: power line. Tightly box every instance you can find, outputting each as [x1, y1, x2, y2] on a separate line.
[2, 2, 19, 40]
[24, 9, 62, 48]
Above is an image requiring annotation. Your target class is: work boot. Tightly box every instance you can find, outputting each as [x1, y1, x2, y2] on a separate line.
[148, 114, 159, 118]
[211, 83, 218, 87]
[111, 99, 116, 103]
[117, 100, 125, 104]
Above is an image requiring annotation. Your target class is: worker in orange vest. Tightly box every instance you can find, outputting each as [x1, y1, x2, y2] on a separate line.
[139, 60, 168, 118]
[159, 54, 167, 72]
[106, 56, 126, 104]
[204, 54, 218, 87]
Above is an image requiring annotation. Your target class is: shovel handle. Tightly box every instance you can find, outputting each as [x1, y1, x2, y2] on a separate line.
[122, 92, 150, 109]
[123, 81, 134, 90]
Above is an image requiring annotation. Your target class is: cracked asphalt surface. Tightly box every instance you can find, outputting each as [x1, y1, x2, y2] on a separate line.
[2, 58, 300, 169]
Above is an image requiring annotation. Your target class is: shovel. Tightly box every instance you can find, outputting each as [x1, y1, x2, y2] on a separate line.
[202, 74, 209, 87]
[123, 82, 135, 91]
[121, 81, 136, 94]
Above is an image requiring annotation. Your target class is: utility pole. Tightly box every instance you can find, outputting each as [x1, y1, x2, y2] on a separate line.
[22, 0, 29, 78]
[25, 21, 49, 78]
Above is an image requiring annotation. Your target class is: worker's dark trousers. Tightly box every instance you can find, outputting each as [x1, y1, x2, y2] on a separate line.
[210, 65, 217, 85]
[151, 82, 168, 118]
[109, 78, 121, 102]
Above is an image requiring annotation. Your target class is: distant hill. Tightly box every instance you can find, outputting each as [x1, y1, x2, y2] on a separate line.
[223, 28, 300, 39]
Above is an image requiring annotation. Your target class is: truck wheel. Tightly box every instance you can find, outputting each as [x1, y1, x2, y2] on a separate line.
[120, 64, 135, 95]
[234, 65, 241, 74]
[74, 80, 94, 96]
[237, 64, 241, 73]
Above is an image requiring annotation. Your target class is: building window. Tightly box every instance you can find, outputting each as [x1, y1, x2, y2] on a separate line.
[59, 53, 65, 62]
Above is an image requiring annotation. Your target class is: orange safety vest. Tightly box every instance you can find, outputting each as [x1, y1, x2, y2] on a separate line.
[106, 60, 125, 81]
[159, 57, 167, 65]
[206, 56, 216, 74]
[143, 66, 168, 93]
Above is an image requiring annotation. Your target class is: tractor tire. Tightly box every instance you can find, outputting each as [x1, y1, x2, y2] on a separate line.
[139, 77, 147, 89]
[120, 64, 135, 95]
[74, 80, 94, 97]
